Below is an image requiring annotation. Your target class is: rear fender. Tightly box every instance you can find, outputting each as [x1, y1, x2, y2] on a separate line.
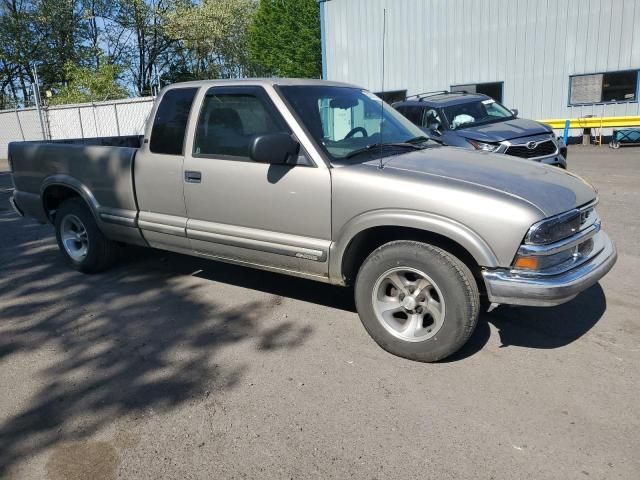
[41, 174, 101, 223]
[40, 174, 146, 246]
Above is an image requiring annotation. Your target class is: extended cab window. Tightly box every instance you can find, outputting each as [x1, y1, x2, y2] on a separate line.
[150, 88, 197, 155]
[194, 89, 288, 158]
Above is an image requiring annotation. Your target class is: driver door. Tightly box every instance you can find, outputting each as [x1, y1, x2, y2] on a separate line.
[182, 85, 332, 278]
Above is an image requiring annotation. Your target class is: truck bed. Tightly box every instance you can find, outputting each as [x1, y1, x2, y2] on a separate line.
[9, 135, 143, 244]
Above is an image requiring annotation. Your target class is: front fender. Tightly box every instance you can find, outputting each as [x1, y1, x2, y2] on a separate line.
[328, 209, 499, 283]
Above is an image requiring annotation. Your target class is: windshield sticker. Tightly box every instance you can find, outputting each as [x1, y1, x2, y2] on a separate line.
[481, 99, 495, 105]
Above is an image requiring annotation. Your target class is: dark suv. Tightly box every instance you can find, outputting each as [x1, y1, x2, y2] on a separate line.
[393, 91, 567, 168]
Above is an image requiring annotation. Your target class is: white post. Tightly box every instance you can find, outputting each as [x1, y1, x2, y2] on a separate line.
[114, 103, 121, 136]
[14, 108, 25, 140]
[32, 64, 47, 140]
[78, 107, 84, 138]
[92, 104, 98, 137]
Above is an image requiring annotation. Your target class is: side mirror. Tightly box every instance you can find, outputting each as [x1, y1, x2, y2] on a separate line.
[249, 133, 299, 164]
[510, 108, 519, 117]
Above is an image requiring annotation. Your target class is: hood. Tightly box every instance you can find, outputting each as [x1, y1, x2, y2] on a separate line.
[373, 147, 596, 217]
[453, 118, 551, 143]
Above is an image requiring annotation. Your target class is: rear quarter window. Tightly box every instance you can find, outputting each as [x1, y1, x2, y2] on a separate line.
[150, 88, 198, 155]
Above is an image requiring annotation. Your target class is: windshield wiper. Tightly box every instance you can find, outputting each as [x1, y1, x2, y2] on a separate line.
[344, 142, 423, 159]
[405, 135, 430, 144]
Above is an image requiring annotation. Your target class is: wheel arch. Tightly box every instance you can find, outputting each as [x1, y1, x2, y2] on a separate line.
[41, 175, 100, 223]
[329, 210, 498, 286]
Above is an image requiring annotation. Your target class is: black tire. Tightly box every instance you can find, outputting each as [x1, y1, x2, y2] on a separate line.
[354, 241, 480, 362]
[54, 198, 118, 273]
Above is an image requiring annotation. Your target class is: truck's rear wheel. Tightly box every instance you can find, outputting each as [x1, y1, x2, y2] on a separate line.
[54, 198, 118, 273]
[354, 241, 479, 362]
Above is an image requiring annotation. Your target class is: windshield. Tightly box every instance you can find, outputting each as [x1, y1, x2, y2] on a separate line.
[278, 86, 427, 161]
[442, 99, 514, 130]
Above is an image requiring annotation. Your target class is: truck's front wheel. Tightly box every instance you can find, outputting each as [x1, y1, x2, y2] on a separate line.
[355, 241, 480, 362]
[55, 198, 118, 273]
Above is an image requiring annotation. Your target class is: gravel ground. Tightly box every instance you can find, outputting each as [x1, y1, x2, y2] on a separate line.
[0, 146, 638, 480]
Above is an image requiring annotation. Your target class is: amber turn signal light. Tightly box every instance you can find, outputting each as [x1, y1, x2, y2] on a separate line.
[513, 256, 539, 270]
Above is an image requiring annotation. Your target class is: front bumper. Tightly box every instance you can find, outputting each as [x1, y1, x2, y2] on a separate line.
[482, 231, 617, 307]
[539, 153, 567, 169]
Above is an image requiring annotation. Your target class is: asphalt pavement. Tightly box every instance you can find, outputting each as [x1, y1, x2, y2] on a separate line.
[0, 146, 638, 479]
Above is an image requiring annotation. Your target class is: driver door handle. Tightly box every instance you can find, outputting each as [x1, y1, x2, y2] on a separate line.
[185, 171, 202, 183]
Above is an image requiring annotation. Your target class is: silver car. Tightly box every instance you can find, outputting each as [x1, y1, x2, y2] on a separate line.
[8, 79, 617, 362]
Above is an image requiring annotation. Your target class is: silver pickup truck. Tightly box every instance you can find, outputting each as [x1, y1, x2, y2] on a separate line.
[8, 79, 617, 362]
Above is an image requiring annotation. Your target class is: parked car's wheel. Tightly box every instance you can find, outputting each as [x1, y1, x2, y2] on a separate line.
[54, 198, 118, 273]
[354, 241, 480, 362]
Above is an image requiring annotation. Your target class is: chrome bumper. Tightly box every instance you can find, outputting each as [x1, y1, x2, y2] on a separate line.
[9, 194, 24, 216]
[539, 154, 567, 168]
[482, 231, 617, 307]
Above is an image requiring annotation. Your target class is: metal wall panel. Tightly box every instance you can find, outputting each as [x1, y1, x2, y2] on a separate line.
[323, 0, 640, 123]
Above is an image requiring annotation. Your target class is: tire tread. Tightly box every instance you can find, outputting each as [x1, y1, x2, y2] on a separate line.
[55, 198, 118, 273]
[355, 240, 480, 362]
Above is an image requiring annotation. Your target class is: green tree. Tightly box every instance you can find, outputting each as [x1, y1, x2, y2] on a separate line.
[47, 61, 128, 105]
[165, 0, 256, 81]
[0, 0, 95, 106]
[248, 0, 321, 78]
[35, 0, 91, 89]
[0, 0, 40, 105]
[81, 0, 118, 69]
[111, 0, 182, 95]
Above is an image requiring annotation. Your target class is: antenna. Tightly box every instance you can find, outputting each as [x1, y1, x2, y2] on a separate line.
[378, 8, 386, 170]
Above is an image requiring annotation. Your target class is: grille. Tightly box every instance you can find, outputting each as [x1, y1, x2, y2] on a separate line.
[505, 139, 557, 159]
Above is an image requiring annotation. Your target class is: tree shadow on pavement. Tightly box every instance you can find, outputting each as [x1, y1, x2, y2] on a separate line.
[443, 283, 607, 362]
[0, 211, 314, 476]
[156, 245, 608, 364]
[152, 248, 356, 313]
[0, 170, 610, 473]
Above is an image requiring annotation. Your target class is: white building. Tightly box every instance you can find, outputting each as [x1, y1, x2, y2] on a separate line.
[319, 0, 640, 122]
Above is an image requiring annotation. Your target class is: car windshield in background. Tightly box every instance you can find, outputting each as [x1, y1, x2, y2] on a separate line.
[278, 85, 427, 162]
[442, 99, 514, 130]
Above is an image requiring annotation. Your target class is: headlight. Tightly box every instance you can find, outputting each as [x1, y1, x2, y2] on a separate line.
[467, 139, 500, 152]
[525, 209, 582, 245]
[513, 204, 599, 273]
[513, 237, 595, 273]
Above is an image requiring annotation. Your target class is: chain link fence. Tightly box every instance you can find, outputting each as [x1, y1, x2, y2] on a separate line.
[0, 96, 155, 159]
